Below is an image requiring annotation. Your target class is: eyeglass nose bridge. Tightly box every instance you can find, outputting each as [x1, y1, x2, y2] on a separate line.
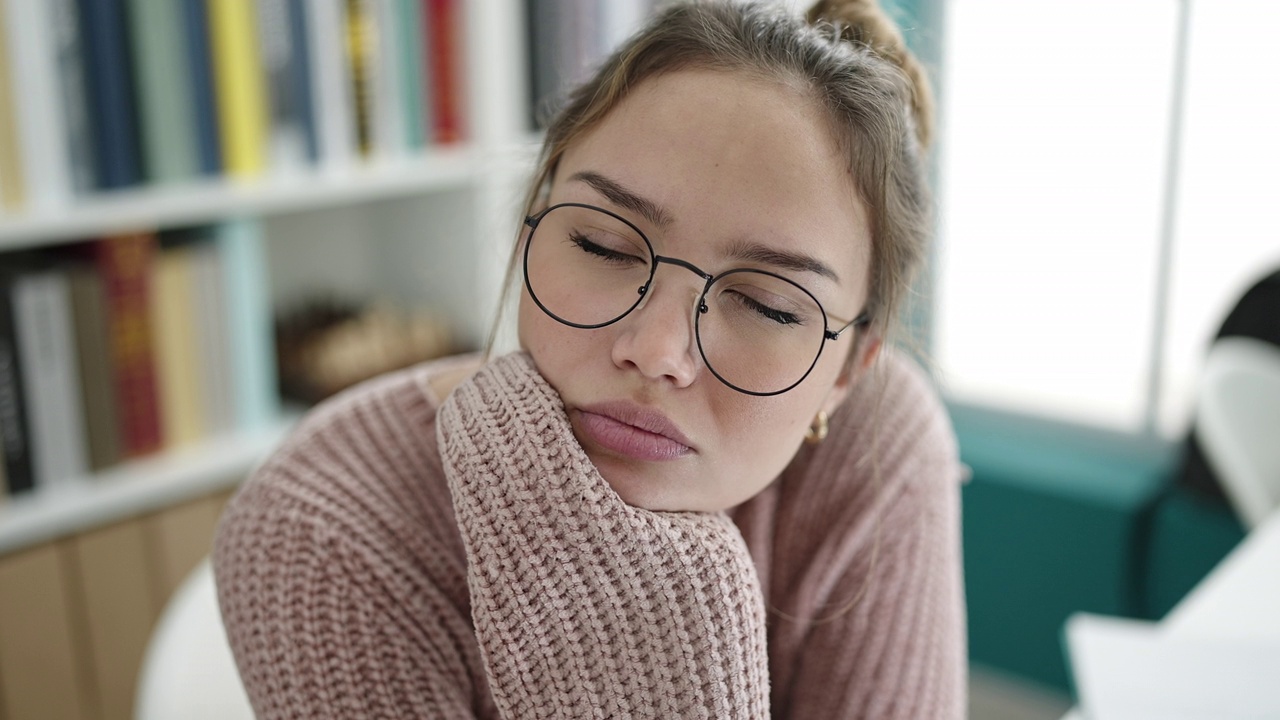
[638, 255, 715, 315]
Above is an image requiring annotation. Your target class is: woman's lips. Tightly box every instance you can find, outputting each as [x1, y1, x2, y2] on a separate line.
[575, 402, 694, 462]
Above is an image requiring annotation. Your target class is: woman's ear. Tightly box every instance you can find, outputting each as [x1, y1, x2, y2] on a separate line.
[819, 333, 883, 417]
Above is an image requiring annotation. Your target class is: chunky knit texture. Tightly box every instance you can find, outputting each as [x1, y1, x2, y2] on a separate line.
[439, 353, 768, 718]
[214, 349, 966, 719]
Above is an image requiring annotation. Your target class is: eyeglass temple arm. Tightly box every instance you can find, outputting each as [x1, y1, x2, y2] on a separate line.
[825, 311, 871, 341]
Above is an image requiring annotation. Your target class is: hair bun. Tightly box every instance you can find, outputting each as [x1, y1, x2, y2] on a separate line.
[806, 0, 934, 149]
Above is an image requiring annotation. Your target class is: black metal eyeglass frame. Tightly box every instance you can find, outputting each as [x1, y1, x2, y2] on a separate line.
[523, 202, 870, 396]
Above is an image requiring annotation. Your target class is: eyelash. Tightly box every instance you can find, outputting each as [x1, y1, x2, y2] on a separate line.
[570, 233, 643, 266]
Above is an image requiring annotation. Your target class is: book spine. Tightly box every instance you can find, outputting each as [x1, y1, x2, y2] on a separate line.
[0, 276, 34, 494]
[372, 0, 406, 158]
[394, 0, 426, 149]
[180, 0, 223, 176]
[208, 0, 268, 176]
[150, 244, 205, 447]
[68, 263, 121, 472]
[258, 0, 309, 172]
[97, 233, 164, 457]
[191, 241, 235, 435]
[426, 0, 463, 144]
[345, 0, 376, 157]
[286, 0, 320, 163]
[0, 0, 24, 211]
[128, 0, 200, 184]
[5, 0, 73, 208]
[306, 0, 356, 171]
[525, 0, 562, 130]
[76, 0, 144, 189]
[49, 0, 97, 194]
[217, 218, 280, 431]
[416, 0, 437, 144]
[14, 270, 88, 488]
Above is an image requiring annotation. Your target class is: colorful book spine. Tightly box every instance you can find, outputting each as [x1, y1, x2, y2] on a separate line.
[0, 272, 34, 494]
[13, 269, 89, 488]
[181, 0, 223, 176]
[76, 0, 144, 189]
[5, 0, 73, 208]
[426, 0, 463, 144]
[218, 218, 280, 431]
[373, 0, 407, 158]
[67, 262, 121, 472]
[128, 0, 200, 184]
[286, 0, 320, 163]
[208, 0, 268, 176]
[394, 0, 428, 149]
[304, 0, 356, 170]
[96, 234, 164, 458]
[0, 0, 23, 211]
[150, 243, 205, 447]
[345, 0, 376, 157]
[50, 0, 97, 194]
[258, 0, 311, 171]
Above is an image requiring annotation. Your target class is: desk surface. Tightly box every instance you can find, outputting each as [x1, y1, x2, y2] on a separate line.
[1062, 509, 1280, 720]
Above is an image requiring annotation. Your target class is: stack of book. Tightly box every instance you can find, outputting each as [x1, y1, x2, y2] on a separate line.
[0, 225, 276, 500]
[525, 0, 659, 128]
[0, 0, 466, 214]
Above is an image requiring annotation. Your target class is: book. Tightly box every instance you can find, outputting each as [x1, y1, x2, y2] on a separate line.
[525, 0, 563, 129]
[425, 0, 464, 144]
[77, 0, 144, 189]
[67, 261, 122, 473]
[180, 0, 223, 176]
[208, 0, 268, 176]
[258, 0, 312, 171]
[0, 0, 24, 211]
[50, 0, 97, 195]
[305, 0, 357, 171]
[189, 237, 235, 437]
[13, 267, 89, 489]
[96, 233, 164, 458]
[345, 0, 376, 157]
[128, 0, 200, 184]
[394, 0, 429, 149]
[286, 0, 320, 163]
[150, 242, 205, 448]
[5, 0, 73, 208]
[217, 218, 280, 431]
[372, 0, 408, 158]
[0, 270, 34, 495]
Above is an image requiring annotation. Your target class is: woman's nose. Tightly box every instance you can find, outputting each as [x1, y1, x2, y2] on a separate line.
[609, 274, 701, 389]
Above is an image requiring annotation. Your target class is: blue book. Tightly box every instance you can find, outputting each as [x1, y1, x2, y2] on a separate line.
[287, 0, 319, 163]
[76, 0, 143, 189]
[216, 218, 280, 432]
[181, 0, 223, 176]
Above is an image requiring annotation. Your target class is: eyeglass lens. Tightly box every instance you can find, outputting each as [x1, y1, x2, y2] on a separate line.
[524, 204, 830, 395]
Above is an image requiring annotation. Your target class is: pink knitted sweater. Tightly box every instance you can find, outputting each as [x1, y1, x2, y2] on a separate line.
[214, 351, 966, 718]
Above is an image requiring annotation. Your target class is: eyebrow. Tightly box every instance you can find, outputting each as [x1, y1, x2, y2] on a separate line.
[724, 239, 842, 284]
[569, 171, 673, 229]
[569, 170, 840, 284]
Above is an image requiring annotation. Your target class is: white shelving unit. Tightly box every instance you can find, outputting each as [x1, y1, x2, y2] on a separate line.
[0, 0, 536, 555]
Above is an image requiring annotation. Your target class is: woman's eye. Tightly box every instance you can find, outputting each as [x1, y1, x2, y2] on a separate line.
[733, 292, 803, 326]
[570, 233, 643, 265]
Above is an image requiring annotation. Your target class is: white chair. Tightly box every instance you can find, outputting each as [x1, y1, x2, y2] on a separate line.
[135, 557, 255, 720]
[1197, 336, 1280, 530]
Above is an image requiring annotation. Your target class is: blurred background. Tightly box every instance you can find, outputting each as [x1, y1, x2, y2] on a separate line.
[0, 0, 1276, 718]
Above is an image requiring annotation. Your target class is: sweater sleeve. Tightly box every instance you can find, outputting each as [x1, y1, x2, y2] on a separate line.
[436, 352, 770, 720]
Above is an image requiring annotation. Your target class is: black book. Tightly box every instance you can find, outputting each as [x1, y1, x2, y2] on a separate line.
[0, 272, 34, 495]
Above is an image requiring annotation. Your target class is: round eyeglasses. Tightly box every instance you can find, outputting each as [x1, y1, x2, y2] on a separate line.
[523, 203, 869, 396]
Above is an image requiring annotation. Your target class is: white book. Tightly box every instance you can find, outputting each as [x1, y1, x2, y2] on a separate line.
[257, 0, 309, 173]
[372, 0, 407, 159]
[306, 0, 357, 171]
[190, 242, 235, 436]
[14, 271, 88, 489]
[4, 0, 72, 209]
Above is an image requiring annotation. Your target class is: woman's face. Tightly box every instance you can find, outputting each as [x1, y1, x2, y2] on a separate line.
[519, 69, 877, 512]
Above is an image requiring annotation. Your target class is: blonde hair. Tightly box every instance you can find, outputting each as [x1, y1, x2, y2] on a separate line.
[488, 0, 935, 355]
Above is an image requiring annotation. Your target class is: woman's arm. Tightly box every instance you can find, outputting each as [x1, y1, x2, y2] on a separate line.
[437, 352, 770, 719]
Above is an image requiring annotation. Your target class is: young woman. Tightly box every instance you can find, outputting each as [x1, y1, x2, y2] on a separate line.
[215, 1, 966, 718]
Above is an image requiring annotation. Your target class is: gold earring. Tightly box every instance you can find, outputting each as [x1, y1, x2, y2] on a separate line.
[804, 411, 829, 445]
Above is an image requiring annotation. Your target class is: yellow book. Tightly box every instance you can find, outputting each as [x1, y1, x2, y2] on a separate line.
[0, 0, 25, 209]
[208, 0, 267, 176]
[150, 246, 206, 447]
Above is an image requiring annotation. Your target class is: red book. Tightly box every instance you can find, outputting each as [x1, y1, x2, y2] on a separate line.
[95, 233, 164, 457]
[424, 0, 463, 144]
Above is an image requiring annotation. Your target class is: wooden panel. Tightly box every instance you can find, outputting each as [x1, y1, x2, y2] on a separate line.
[0, 544, 91, 720]
[144, 494, 224, 608]
[70, 520, 159, 720]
